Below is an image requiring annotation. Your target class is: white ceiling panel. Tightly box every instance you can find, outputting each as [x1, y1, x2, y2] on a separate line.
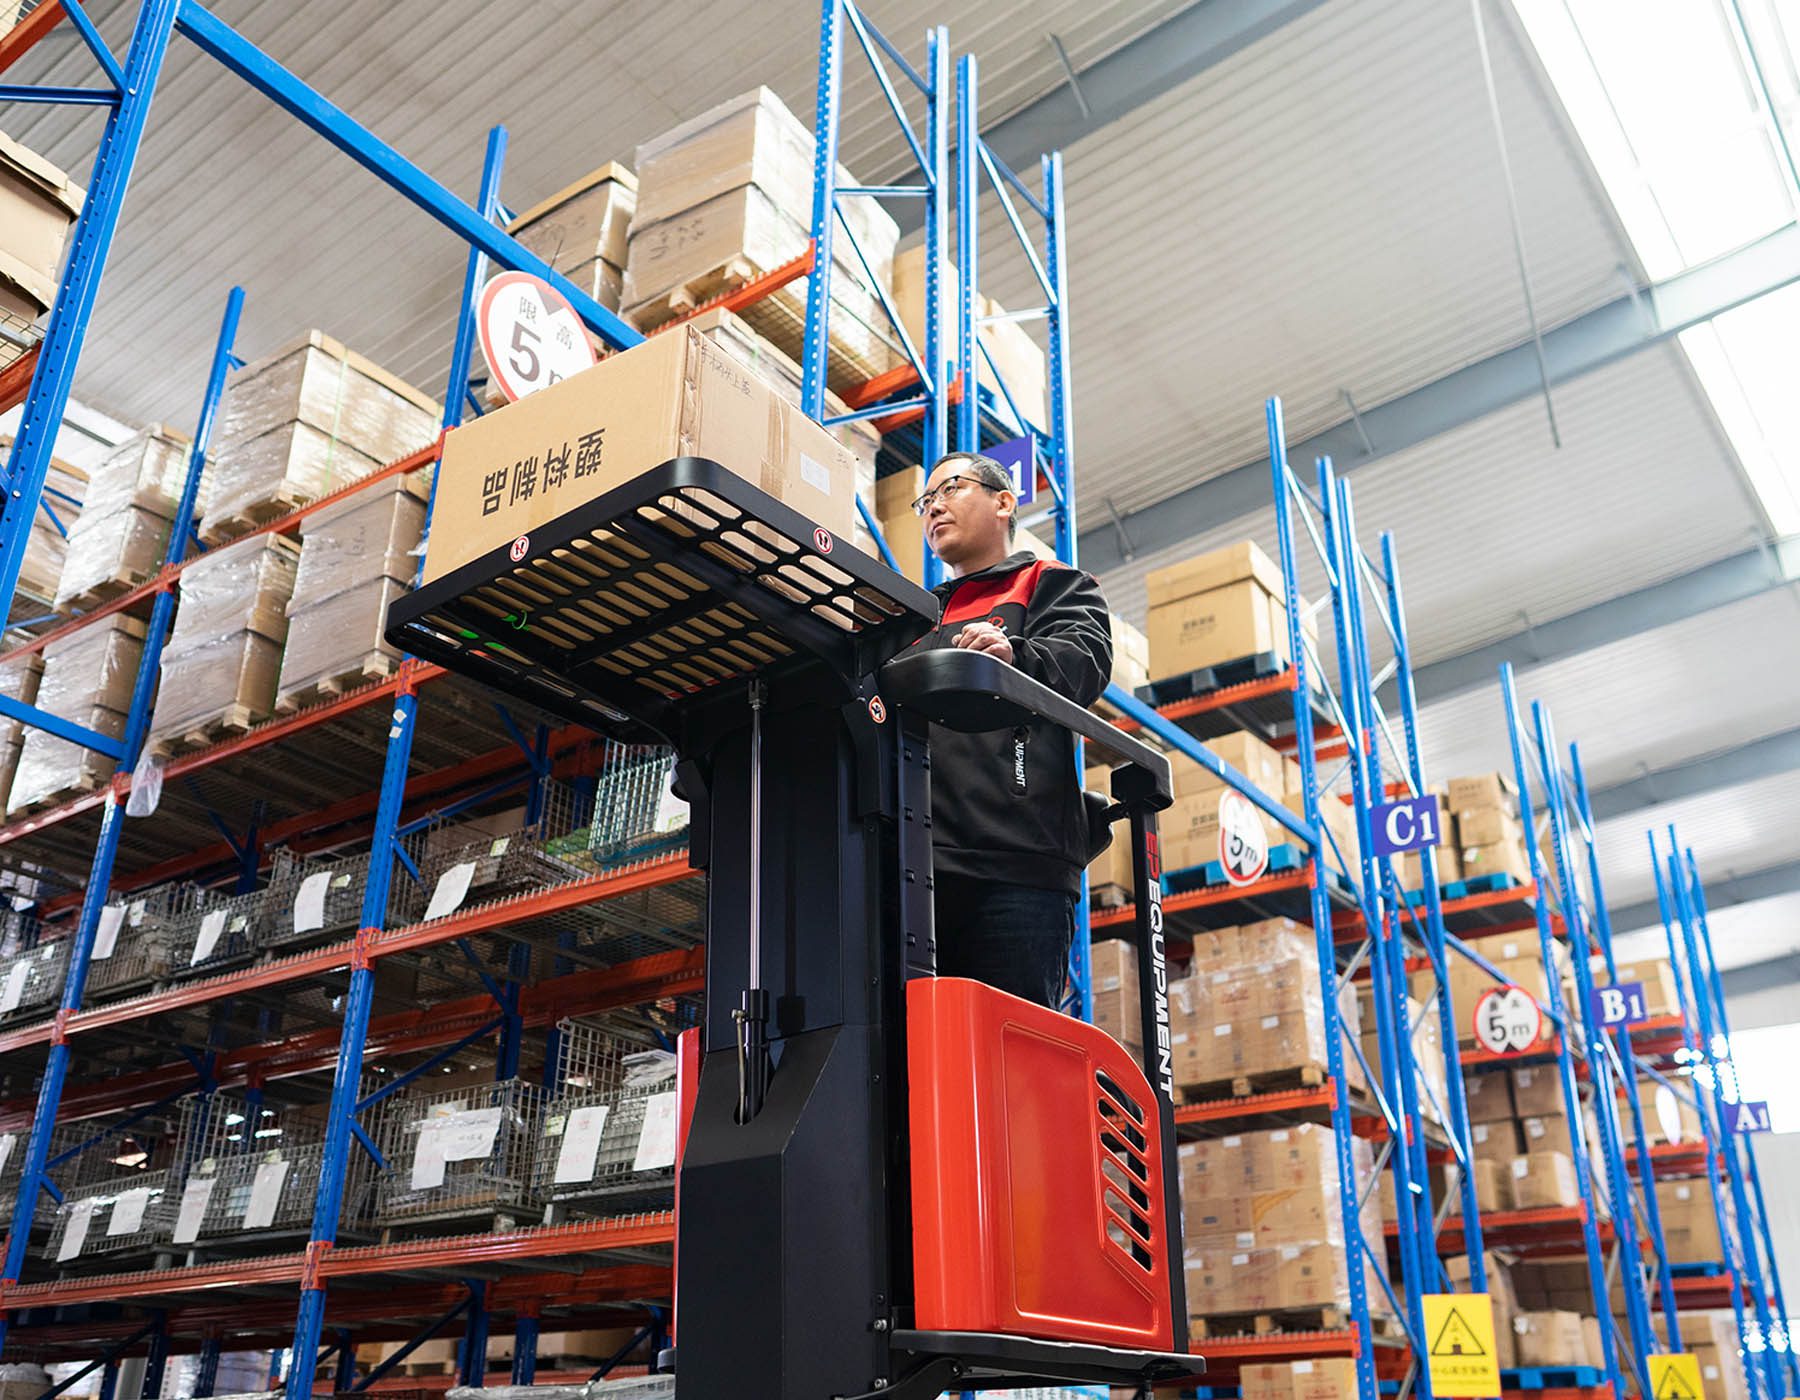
[1612, 891, 1800, 975]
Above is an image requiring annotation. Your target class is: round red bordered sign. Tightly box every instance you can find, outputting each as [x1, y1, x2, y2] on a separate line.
[1472, 985, 1542, 1055]
[477, 271, 598, 403]
[1217, 789, 1269, 886]
[868, 696, 886, 724]
[813, 527, 834, 553]
[509, 534, 531, 562]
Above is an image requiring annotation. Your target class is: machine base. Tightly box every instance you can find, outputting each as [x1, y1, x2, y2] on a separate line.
[846, 1328, 1203, 1400]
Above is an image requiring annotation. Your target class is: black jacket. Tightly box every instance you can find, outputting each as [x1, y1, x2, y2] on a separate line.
[916, 550, 1113, 895]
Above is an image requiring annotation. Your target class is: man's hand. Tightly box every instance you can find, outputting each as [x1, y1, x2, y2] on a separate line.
[952, 621, 1014, 665]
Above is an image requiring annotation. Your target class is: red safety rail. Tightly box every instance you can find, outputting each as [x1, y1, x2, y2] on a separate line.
[0, 345, 39, 412]
[1671, 1272, 1755, 1312]
[1624, 1141, 1713, 1179]
[647, 243, 816, 334]
[0, 2, 63, 73]
[1422, 1206, 1616, 1257]
[1627, 1013, 1688, 1059]
[0, 854, 697, 1054]
[1088, 864, 1317, 931]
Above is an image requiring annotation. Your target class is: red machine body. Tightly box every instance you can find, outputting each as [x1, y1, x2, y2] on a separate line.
[907, 976, 1177, 1351]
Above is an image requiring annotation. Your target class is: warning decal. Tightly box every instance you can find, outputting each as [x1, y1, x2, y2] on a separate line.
[1423, 1293, 1502, 1398]
[1649, 1354, 1704, 1400]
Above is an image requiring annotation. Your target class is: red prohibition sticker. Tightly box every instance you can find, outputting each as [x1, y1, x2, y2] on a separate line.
[1217, 789, 1270, 886]
[1473, 985, 1543, 1055]
[814, 527, 834, 554]
[510, 534, 531, 562]
[868, 696, 886, 724]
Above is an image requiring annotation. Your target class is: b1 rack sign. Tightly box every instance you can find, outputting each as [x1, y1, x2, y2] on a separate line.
[1589, 981, 1649, 1028]
[1369, 794, 1442, 858]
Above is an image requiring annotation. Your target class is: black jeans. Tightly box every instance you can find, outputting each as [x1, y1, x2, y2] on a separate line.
[933, 872, 1077, 1009]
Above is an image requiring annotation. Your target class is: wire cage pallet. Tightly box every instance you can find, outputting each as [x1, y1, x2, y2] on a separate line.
[42, 1167, 176, 1265]
[164, 884, 268, 976]
[0, 936, 68, 1023]
[539, 747, 685, 878]
[262, 844, 424, 952]
[535, 1019, 679, 1220]
[168, 1091, 349, 1249]
[370, 1077, 545, 1232]
[86, 882, 209, 1003]
[0, 1123, 79, 1230]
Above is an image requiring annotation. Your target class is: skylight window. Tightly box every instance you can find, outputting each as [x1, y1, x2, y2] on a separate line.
[1511, 0, 1800, 535]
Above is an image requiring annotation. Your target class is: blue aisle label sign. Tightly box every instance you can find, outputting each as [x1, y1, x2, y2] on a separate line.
[989, 435, 1037, 505]
[1728, 1100, 1773, 1134]
[1589, 981, 1649, 1027]
[1370, 794, 1443, 857]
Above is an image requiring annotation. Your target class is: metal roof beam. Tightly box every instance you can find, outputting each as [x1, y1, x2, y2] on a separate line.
[1585, 727, 1800, 823]
[1609, 858, 1800, 940]
[1721, 952, 1800, 999]
[1409, 544, 1799, 705]
[894, 0, 1326, 231]
[1079, 222, 1800, 574]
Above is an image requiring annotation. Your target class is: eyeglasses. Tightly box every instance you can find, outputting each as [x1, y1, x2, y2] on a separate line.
[911, 475, 999, 517]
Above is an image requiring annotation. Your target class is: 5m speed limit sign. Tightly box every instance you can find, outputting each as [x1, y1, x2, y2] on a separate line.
[477, 271, 597, 403]
[1217, 789, 1269, 886]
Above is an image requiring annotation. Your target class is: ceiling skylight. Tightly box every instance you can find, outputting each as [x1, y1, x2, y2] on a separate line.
[1511, 0, 1800, 534]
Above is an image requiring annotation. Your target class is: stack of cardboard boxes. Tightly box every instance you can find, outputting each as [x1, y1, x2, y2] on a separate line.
[1239, 1360, 1359, 1400]
[504, 162, 636, 314]
[1460, 1061, 1591, 1214]
[1690, 1311, 1752, 1400]
[891, 244, 1050, 429]
[0, 129, 82, 331]
[1179, 1122, 1378, 1323]
[1447, 771, 1532, 886]
[7, 617, 145, 811]
[1089, 938, 1142, 1064]
[1143, 541, 1315, 682]
[52, 425, 192, 614]
[1447, 929, 1564, 1053]
[1655, 1178, 1725, 1265]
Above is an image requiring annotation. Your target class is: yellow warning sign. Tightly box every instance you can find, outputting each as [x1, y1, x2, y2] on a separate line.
[1649, 1354, 1704, 1400]
[1424, 1293, 1502, 1398]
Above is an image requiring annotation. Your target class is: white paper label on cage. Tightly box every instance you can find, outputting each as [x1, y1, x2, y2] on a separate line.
[489, 837, 510, 857]
[293, 871, 332, 933]
[0, 1132, 13, 1178]
[0, 961, 29, 1013]
[57, 1198, 95, 1260]
[633, 1092, 680, 1172]
[425, 861, 477, 921]
[242, 1159, 291, 1229]
[653, 781, 688, 835]
[410, 1122, 449, 1190]
[93, 905, 125, 962]
[191, 910, 228, 966]
[554, 1105, 610, 1184]
[108, 1186, 151, 1236]
[173, 1175, 215, 1244]
[128, 900, 146, 926]
[439, 1107, 503, 1163]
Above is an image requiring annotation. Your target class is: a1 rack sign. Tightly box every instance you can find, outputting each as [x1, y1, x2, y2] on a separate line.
[1727, 1100, 1773, 1134]
[1369, 793, 1442, 858]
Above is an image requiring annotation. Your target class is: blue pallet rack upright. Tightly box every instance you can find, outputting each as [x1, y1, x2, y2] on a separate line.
[1315, 457, 1496, 1400]
[1656, 832, 1796, 1398]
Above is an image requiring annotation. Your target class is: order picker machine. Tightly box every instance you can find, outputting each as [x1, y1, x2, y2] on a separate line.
[386, 458, 1202, 1400]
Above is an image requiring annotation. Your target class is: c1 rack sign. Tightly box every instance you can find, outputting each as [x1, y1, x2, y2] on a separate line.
[1589, 981, 1649, 1028]
[1727, 1100, 1773, 1134]
[1369, 794, 1442, 858]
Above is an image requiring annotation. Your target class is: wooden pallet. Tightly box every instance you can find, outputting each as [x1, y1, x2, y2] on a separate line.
[627, 256, 760, 332]
[273, 650, 400, 714]
[1091, 881, 1132, 910]
[5, 766, 113, 815]
[1192, 1305, 1404, 1341]
[1175, 1060, 1327, 1105]
[56, 568, 160, 617]
[199, 486, 310, 546]
[148, 704, 262, 758]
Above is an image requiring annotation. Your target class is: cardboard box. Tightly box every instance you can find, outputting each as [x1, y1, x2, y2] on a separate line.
[1460, 838, 1533, 885]
[1241, 1359, 1359, 1400]
[1511, 1065, 1563, 1119]
[1690, 1311, 1751, 1400]
[8, 618, 144, 812]
[1108, 612, 1150, 696]
[507, 161, 636, 282]
[1598, 956, 1682, 1019]
[1508, 1151, 1579, 1210]
[1144, 541, 1317, 680]
[1634, 1076, 1703, 1146]
[1090, 937, 1142, 1059]
[1457, 806, 1522, 847]
[1449, 932, 1556, 1046]
[424, 324, 859, 583]
[1444, 1252, 1519, 1368]
[891, 247, 1047, 427]
[1448, 772, 1518, 815]
[1470, 1119, 1521, 1167]
[1512, 1309, 1586, 1367]
[1148, 541, 1284, 608]
[0, 129, 83, 316]
[1396, 839, 1462, 890]
[1656, 1180, 1724, 1264]
[1471, 1157, 1506, 1214]
[1464, 1069, 1515, 1123]
[1519, 1113, 1577, 1160]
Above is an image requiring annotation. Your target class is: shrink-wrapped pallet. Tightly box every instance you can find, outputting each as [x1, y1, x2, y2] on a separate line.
[276, 473, 427, 709]
[623, 87, 902, 389]
[149, 533, 299, 750]
[200, 331, 438, 544]
[7, 617, 144, 812]
[52, 424, 192, 614]
[0, 128, 83, 326]
[0, 650, 42, 806]
[2, 436, 86, 612]
[507, 162, 636, 314]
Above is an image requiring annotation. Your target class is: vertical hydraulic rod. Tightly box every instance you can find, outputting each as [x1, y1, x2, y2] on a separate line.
[1267, 401, 1378, 1400]
[0, 282, 239, 1361]
[1379, 531, 1488, 1284]
[1570, 744, 1681, 1351]
[1532, 705, 1652, 1394]
[1497, 665, 1625, 1400]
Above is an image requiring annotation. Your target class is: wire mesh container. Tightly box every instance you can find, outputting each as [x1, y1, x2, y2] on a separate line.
[260, 845, 423, 951]
[538, 747, 685, 877]
[447, 1382, 673, 1400]
[414, 792, 589, 922]
[371, 1078, 544, 1229]
[41, 1167, 174, 1264]
[0, 937, 68, 1023]
[534, 1019, 679, 1215]
[0, 1122, 80, 1229]
[164, 886, 267, 978]
[167, 1092, 341, 1246]
[86, 883, 207, 1002]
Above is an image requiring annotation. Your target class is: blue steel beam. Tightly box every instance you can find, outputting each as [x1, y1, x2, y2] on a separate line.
[1079, 223, 1800, 575]
[0, 693, 123, 758]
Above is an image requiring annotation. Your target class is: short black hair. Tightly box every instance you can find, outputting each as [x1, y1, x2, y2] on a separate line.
[927, 451, 1016, 539]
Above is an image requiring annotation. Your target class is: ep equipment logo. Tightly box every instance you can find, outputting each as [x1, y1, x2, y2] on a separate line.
[1143, 829, 1172, 1098]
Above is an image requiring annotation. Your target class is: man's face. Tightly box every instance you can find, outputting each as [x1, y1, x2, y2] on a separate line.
[922, 462, 1012, 565]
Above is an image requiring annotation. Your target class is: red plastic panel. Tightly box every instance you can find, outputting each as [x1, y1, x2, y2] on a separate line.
[671, 1025, 701, 1342]
[908, 976, 1174, 1350]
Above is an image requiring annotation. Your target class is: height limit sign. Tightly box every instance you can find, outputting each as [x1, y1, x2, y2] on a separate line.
[477, 271, 597, 403]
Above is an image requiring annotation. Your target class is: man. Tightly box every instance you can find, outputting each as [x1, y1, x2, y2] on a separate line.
[909, 451, 1113, 1009]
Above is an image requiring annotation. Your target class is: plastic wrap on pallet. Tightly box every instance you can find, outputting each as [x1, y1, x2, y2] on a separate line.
[0, 651, 42, 807]
[7, 618, 144, 813]
[149, 534, 299, 744]
[51, 425, 192, 612]
[507, 162, 636, 315]
[200, 331, 439, 543]
[5, 436, 86, 606]
[372, 1079, 545, 1226]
